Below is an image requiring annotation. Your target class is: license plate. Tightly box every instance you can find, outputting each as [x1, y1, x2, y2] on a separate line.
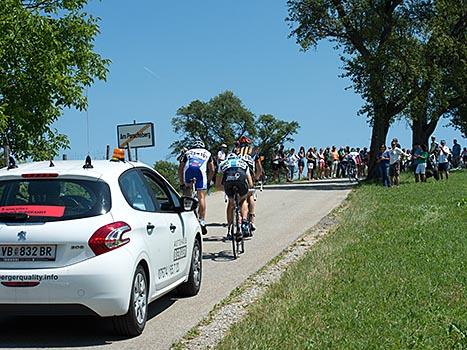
[0, 245, 57, 262]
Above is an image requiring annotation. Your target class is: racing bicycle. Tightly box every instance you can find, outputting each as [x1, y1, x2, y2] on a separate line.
[346, 160, 358, 182]
[228, 187, 244, 259]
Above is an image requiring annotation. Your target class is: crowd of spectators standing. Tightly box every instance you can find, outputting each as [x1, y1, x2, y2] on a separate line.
[270, 144, 369, 182]
[372, 136, 464, 187]
[266, 137, 466, 186]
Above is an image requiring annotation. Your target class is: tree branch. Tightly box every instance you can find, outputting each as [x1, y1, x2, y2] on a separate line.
[331, 0, 372, 59]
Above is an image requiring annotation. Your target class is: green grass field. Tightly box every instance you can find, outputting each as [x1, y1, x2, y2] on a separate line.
[216, 171, 467, 350]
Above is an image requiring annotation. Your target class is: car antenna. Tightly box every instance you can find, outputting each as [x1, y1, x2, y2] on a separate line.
[83, 155, 93, 169]
[7, 156, 18, 170]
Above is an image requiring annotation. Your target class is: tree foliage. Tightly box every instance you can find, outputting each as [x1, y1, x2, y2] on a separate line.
[406, 0, 467, 146]
[171, 91, 256, 154]
[171, 92, 300, 159]
[0, 0, 110, 160]
[286, 0, 465, 177]
[256, 114, 300, 155]
[154, 160, 179, 189]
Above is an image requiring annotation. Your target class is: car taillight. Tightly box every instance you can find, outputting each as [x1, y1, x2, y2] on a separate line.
[88, 221, 131, 256]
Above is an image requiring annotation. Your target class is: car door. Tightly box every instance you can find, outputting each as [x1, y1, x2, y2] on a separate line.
[140, 169, 188, 287]
[119, 169, 173, 291]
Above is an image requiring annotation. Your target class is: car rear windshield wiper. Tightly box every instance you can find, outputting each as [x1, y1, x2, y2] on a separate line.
[0, 212, 30, 222]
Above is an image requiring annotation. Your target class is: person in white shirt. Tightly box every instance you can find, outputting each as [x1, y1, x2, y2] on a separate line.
[388, 140, 408, 186]
[437, 140, 451, 180]
[286, 148, 300, 182]
[429, 136, 439, 154]
[217, 144, 227, 167]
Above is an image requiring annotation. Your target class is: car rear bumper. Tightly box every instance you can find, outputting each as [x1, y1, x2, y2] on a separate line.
[0, 248, 135, 317]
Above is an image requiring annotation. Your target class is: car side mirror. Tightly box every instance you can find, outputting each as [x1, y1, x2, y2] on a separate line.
[182, 196, 198, 212]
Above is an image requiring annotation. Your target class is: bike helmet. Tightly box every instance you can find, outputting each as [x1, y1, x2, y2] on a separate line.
[191, 140, 205, 149]
[238, 136, 252, 144]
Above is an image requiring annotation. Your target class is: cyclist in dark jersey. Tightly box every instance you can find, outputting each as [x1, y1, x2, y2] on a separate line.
[216, 154, 254, 240]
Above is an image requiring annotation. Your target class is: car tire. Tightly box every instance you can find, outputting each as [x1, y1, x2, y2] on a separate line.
[113, 265, 148, 337]
[177, 238, 202, 297]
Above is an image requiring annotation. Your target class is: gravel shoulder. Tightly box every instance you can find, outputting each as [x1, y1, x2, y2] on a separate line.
[173, 207, 345, 350]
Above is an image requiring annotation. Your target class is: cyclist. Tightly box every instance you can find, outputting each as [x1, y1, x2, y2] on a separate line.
[178, 140, 215, 235]
[235, 137, 262, 234]
[235, 136, 252, 156]
[240, 154, 258, 235]
[343, 148, 360, 180]
[216, 153, 254, 241]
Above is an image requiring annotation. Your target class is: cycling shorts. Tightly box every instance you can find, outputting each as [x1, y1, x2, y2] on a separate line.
[184, 166, 207, 190]
[222, 168, 249, 199]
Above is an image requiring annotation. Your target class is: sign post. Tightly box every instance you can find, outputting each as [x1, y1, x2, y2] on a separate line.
[117, 122, 155, 161]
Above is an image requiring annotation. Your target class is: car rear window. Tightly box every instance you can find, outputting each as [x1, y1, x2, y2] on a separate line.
[0, 179, 111, 222]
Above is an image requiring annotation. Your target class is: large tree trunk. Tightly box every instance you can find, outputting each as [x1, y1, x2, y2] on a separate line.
[410, 89, 439, 148]
[411, 113, 439, 148]
[367, 112, 391, 179]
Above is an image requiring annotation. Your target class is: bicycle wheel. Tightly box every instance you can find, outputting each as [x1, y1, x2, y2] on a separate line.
[235, 194, 245, 255]
[230, 222, 237, 260]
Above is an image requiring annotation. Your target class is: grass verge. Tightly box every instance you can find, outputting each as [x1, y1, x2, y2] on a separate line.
[216, 171, 467, 349]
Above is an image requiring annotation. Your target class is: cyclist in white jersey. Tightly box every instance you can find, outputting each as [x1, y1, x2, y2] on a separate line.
[178, 140, 215, 235]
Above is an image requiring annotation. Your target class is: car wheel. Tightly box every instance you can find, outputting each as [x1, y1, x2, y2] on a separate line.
[113, 265, 148, 337]
[177, 238, 202, 297]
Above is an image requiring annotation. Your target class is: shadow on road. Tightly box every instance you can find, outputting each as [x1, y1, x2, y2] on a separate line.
[202, 250, 234, 262]
[203, 235, 226, 243]
[205, 222, 228, 228]
[0, 295, 177, 348]
[265, 182, 358, 191]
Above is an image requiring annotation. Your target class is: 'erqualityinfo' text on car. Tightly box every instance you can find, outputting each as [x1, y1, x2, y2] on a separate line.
[0, 153, 202, 336]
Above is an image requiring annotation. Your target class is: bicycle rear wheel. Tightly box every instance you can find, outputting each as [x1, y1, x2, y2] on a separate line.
[231, 193, 244, 258]
[230, 223, 237, 260]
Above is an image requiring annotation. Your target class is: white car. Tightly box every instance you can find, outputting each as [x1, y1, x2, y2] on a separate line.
[0, 157, 202, 336]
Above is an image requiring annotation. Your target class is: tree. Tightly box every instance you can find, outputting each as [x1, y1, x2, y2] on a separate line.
[407, 0, 467, 147]
[171, 91, 256, 154]
[0, 0, 110, 161]
[255, 114, 300, 169]
[171, 93, 300, 175]
[287, 0, 429, 177]
[450, 105, 467, 138]
[154, 160, 179, 189]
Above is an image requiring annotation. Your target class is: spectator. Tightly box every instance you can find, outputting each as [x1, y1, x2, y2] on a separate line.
[388, 140, 408, 186]
[217, 144, 227, 167]
[429, 136, 439, 154]
[462, 147, 467, 168]
[438, 140, 451, 180]
[306, 147, 316, 181]
[298, 146, 306, 180]
[358, 147, 367, 177]
[331, 146, 339, 178]
[271, 150, 281, 182]
[376, 144, 391, 187]
[338, 146, 346, 178]
[317, 148, 325, 179]
[286, 148, 300, 182]
[324, 147, 332, 178]
[452, 139, 461, 168]
[413, 144, 429, 182]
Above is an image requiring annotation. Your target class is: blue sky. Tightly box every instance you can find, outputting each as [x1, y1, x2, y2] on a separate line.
[56, 0, 466, 164]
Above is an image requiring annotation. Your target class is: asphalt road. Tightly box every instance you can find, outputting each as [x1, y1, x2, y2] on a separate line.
[0, 180, 353, 350]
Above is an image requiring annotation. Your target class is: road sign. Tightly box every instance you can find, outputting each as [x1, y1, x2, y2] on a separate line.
[117, 122, 155, 149]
